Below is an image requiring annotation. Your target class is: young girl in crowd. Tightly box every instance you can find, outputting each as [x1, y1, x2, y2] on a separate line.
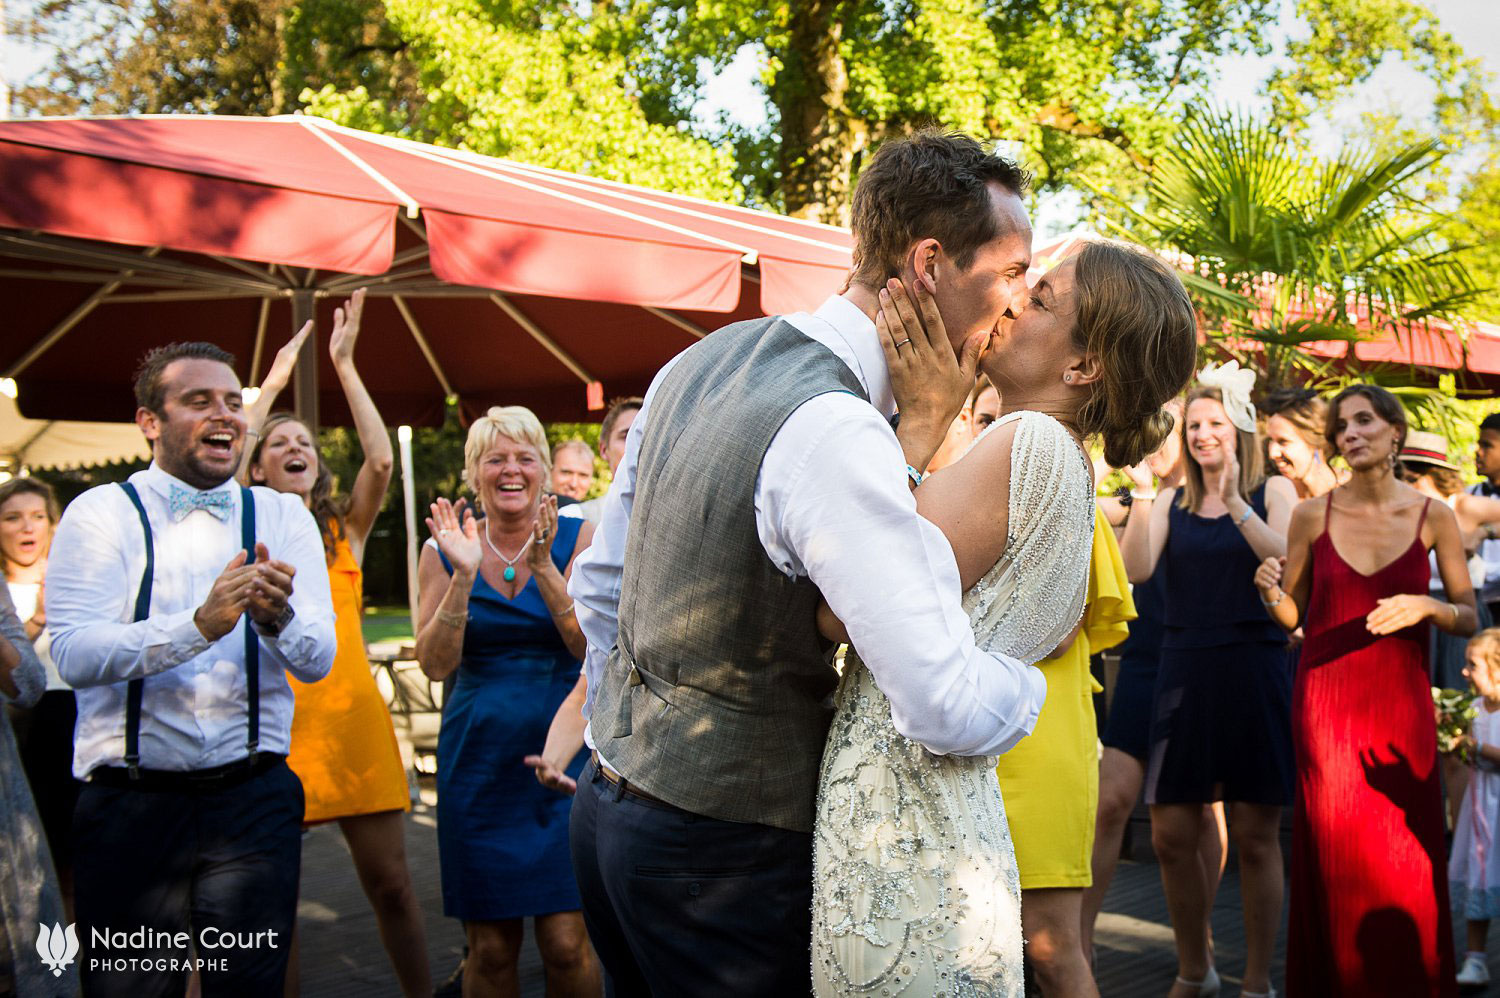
[1451, 628, 1500, 989]
[244, 289, 430, 997]
[0, 477, 76, 919]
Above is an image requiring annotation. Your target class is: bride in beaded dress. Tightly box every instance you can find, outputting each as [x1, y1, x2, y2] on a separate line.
[812, 242, 1199, 996]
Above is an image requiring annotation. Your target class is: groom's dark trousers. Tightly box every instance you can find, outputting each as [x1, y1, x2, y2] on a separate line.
[570, 757, 814, 996]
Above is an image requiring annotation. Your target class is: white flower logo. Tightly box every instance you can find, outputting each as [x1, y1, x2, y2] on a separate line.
[36, 921, 79, 977]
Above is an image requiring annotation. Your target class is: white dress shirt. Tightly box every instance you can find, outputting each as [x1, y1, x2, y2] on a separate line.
[48, 464, 336, 777]
[570, 294, 1046, 759]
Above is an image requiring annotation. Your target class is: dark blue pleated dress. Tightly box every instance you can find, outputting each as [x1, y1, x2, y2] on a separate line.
[436, 515, 587, 921]
[1102, 559, 1166, 761]
[1145, 486, 1295, 806]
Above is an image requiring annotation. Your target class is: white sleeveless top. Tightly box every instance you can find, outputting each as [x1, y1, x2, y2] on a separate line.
[961, 410, 1095, 662]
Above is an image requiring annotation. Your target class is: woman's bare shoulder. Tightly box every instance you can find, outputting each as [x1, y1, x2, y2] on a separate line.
[965, 412, 1022, 460]
[1264, 474, 1299, 504]
[1289, 493, 1325, 525]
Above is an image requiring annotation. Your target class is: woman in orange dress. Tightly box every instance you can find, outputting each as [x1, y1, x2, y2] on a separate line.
[245, 288, 429, 997]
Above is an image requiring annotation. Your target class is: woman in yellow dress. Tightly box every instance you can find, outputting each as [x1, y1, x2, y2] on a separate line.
[997, 503, 1135, 996]
[245, 289, 430, 997]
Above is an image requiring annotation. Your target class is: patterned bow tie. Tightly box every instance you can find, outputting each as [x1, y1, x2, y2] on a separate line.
[168, 485, 233, 522]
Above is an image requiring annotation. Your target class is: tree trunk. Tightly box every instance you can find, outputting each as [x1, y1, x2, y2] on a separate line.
[271, 4, 290, 115]
[772, 1, 865, 225]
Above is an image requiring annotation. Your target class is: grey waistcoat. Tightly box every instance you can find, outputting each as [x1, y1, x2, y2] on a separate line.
[590, 315, 870, 832]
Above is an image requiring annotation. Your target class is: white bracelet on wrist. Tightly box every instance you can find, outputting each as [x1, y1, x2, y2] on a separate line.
[1129, 490, 1157, 501]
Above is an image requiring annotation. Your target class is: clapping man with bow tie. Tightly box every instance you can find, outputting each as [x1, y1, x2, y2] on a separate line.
[47, 342, 335, 997]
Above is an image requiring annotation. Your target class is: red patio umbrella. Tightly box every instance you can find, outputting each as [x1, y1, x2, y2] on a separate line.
[0, 114, 854, 426]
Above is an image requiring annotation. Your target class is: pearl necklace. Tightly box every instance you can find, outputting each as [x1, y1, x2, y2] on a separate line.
[484, 518, 534, 583]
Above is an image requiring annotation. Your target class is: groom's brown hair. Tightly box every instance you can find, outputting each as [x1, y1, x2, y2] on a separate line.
[848, 129, 1030, 288]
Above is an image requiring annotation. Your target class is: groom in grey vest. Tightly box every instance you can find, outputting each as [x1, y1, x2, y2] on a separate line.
[568, 130, 1044, 995]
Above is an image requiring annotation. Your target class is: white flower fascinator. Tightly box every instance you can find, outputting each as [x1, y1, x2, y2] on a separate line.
[1197, 361, 1257, 434]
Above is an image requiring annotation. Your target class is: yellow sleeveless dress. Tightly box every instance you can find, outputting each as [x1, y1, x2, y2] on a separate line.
[995, 506, 1134, 889]
[286, 534, 410, 824]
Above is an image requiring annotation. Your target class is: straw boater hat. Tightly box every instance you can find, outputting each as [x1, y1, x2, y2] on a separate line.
[1399, 429, 1461, 471]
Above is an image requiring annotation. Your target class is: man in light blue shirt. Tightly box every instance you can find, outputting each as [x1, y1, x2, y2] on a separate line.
[48, 342, 335, 997]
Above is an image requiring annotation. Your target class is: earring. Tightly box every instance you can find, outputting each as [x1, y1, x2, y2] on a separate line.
[1064, 373, 1074, 384]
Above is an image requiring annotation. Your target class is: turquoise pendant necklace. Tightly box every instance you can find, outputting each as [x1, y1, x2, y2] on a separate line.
[483, 519, 534, 583]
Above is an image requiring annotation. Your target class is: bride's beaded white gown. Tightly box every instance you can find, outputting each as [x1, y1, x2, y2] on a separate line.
[811, 411, 1095, 997]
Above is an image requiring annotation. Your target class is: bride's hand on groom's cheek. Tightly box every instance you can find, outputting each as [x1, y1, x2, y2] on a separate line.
[881, 279, 985, 470]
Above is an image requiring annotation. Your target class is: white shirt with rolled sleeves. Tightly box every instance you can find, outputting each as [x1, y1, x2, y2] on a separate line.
[48, 464, 336, 778]
[569, 294, 1046, 759]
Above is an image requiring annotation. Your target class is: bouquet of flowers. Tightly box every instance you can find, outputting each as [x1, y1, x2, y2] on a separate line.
[1434, 686, 1479, 762]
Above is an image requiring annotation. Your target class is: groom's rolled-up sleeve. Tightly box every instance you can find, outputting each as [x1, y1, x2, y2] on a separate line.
[763, 394, 1046, 758]
[569, 355, 679, 728]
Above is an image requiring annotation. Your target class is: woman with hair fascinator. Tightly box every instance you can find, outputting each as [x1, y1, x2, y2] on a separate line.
[1120, 361, 1298, 998]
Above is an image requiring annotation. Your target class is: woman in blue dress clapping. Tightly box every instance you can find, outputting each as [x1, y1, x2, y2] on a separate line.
[416, 405, 600, 997]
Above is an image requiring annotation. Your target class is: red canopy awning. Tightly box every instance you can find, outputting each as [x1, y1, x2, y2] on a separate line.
[0, 115, 855, 425]
[0, 115, 852, 313]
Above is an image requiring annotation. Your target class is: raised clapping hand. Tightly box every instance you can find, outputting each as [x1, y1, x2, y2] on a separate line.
[427, 497, 482, 576]
[525, 495, 560, 576]
[246, 542, 297, 628]
[1366, 593, 1445, 636]
[1217, 443, 1242, 508]
[328, 288, 366, 370]
[879, 277, 986, 450]
[194, 545, 296, 641]
[27, 579, 45, 634]
[1124, 460, 1155, 494]
[1254, 556, 1285, 597]
[261, 319, 314, 399]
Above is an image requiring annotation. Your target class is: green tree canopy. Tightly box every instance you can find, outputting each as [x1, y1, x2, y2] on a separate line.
[18, 0, 1494, 221]
[300, 0, 741, 200]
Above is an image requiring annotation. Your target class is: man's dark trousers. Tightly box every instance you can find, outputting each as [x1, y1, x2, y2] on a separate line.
[73, 757, 303, 997]
[570, 758, 814, 997]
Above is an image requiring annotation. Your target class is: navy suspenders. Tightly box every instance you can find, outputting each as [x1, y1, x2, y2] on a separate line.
[117, 482, 260, 778]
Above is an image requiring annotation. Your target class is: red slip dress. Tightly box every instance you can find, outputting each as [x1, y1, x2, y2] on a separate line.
[1288, 494, 1456, 997]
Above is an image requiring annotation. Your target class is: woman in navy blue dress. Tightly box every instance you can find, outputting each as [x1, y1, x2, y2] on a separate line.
[415, 405, 600, 997]
[1085, 398, 1228, 962]
[1120, 374, 1298, 998]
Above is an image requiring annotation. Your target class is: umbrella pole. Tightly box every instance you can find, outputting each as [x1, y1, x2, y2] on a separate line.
[291, 289, 319, 431]
[397, 426, 420, 638]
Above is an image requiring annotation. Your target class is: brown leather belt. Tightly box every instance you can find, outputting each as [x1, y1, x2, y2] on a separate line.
[591, 751, 670, 806]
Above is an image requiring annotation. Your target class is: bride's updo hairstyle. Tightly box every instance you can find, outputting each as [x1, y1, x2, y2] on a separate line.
[1070, 240, 1199, 467]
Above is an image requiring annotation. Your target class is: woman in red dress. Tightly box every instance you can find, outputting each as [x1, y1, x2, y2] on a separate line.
[1255, 384, 1476, 997]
